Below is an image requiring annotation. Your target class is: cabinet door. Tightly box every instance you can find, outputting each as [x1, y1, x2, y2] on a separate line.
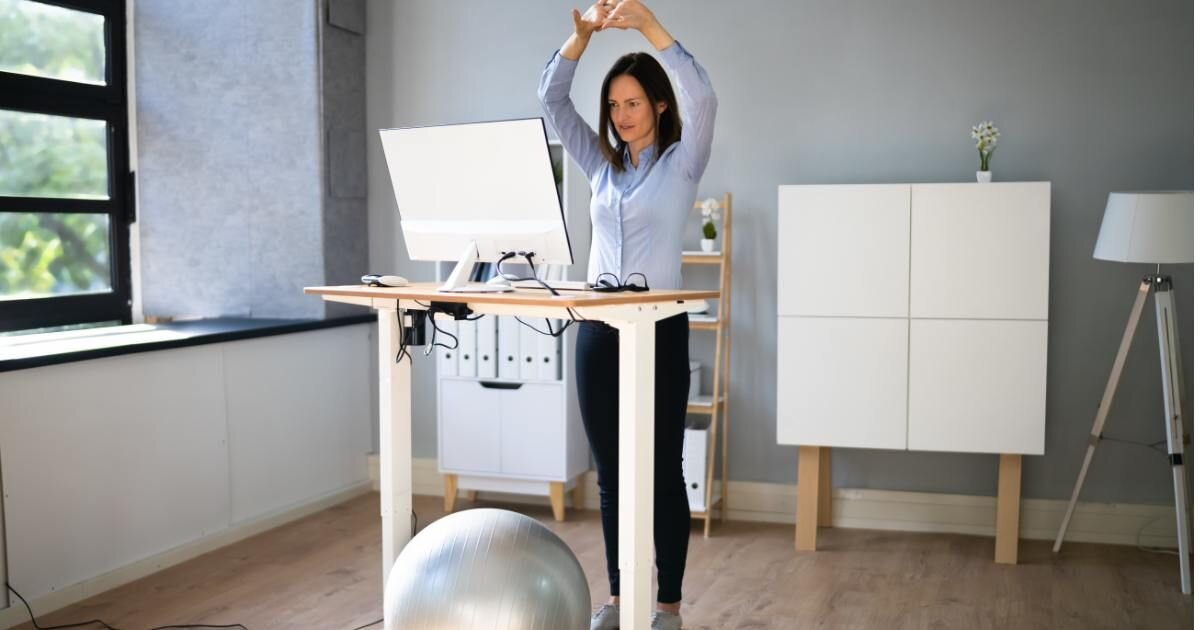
[500, 382, 566, 479]
[438, 380, 501, 473]
[778, 185, 910, 318]
[908, 319, 1047, 455]
[777, 317, 908, 449]
[911, 182, 1050, 320]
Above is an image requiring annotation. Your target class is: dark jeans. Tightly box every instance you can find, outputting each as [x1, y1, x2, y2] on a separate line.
[575, 313, 691, 604]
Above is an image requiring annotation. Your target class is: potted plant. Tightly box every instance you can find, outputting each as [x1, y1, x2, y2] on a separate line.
[971, 121, 999, 182]
[700, 197, 720, 252]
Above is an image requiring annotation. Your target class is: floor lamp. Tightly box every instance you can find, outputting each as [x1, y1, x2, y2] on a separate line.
[1053, 190, 1193, 594]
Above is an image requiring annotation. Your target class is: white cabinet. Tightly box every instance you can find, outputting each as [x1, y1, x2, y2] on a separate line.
[436, 322, 590, 521]
[440, 378, 572, 478]
[777, 182, 1050, 454]
[777, 181, 1051, 563]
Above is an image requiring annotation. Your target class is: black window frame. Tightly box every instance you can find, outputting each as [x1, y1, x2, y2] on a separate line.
[0, 0, 132, 332]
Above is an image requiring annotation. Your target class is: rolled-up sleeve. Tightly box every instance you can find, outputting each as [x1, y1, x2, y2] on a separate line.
[537, 51, 605, 180]
[659, 41, 717, 181]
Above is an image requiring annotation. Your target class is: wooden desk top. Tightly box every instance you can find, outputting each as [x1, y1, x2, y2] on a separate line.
[305, 283, 720, 309]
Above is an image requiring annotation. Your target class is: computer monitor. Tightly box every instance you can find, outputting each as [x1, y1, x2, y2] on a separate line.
[379, 117, 573, 292]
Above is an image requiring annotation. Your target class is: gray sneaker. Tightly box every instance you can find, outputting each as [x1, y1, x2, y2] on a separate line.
[650, 611, 683, 630]
[590, 603, 620, 630]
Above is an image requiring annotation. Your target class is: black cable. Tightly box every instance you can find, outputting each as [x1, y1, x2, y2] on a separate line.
[491, 252, 561, 297]
[394, 300, 411, 364]
[514, 315, 574, 338]
[349, 620, 382, 630]
[5, 583, 249, 630]
[7, 582, 123, 630]
[426, 315, 459, 354]
[1099, 434, 1169, 454]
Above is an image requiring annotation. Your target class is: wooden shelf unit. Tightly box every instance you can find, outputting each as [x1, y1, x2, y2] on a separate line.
[683, 192, 732, 537]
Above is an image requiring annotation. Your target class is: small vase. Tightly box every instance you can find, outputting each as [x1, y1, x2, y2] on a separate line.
[976, 170, 992, 183]
[700, 238, 716, 252]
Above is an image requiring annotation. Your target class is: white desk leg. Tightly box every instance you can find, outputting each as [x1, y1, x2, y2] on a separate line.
[616, 317, 656, 630]
[378, 308, 413, 610]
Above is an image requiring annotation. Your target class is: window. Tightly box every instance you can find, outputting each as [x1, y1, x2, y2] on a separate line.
[0, 0, 131, 332]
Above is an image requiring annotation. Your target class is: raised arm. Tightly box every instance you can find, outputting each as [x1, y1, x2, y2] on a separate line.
[604, 1, 718, 180]
[536, 3, 612, 180]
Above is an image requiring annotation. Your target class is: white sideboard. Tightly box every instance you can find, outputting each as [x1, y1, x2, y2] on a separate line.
[776, 181, 1051, 563]
[437, 323, 592, 521]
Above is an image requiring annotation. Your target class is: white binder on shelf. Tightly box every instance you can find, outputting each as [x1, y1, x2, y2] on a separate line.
[476, 315, 498, 379]
[518, 321, 539, 380]
[498, 316, 521, 380]
[437, 317, 458, 377]
[536, 325, 561, 381]
[458, 318, 478, 378]
[683, 427, 709, 512]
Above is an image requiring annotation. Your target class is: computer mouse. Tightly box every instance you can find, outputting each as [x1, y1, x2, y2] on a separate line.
[362, 274, 409, 287]
[378, 275, 409, 287]
[486, 275, 512, 287]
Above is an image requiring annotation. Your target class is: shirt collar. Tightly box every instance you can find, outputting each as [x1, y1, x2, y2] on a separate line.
[623, 143, 657, 169]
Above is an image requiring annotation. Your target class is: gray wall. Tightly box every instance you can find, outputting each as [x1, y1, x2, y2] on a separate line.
[365, 0, 1193, 505]
[136, 0, 369, 320]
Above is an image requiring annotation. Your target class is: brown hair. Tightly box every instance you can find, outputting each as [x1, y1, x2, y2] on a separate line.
[598, 52, 682, 172]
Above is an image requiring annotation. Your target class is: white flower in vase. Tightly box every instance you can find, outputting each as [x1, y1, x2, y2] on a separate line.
[970, 121, 1000, 182]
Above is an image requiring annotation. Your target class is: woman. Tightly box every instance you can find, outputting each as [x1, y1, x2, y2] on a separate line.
[537, 2, 717, 628]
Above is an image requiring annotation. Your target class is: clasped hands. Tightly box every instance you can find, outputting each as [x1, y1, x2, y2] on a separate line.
[572, 0, 658, 37]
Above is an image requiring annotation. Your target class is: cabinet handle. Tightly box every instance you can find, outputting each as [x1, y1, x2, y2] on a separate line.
[479, 381, 524, 390]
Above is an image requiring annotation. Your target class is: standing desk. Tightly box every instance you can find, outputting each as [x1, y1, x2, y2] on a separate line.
[306, 283, 720, 630]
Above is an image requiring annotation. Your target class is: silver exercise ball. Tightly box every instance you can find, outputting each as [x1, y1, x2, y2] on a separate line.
[383, 508, 591, 630]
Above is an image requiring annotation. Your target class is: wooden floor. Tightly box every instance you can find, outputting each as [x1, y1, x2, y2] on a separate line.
[12, 492, 1191, 630]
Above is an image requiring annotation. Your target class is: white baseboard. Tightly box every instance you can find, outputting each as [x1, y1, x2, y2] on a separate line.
[0, 482, 373, 629]
[370, 454, 1181, 550]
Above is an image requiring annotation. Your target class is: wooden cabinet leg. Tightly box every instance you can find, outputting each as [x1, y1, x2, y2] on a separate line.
[443, 474, 458, 513]
[795, 446, 820, 551]
[995, 454, 1022, 564]
[549, 482, 566, 522]
[818, 446, 833, 527]
[571, 474, 587, 510]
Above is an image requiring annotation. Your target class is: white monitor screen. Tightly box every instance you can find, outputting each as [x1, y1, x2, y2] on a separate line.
[379, 118, 573, 266]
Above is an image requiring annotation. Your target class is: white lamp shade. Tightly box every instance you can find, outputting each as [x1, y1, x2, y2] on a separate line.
[1093, 191, 1193, 263]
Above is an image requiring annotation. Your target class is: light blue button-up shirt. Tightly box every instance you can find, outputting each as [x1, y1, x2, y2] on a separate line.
[537, 41, 717, 291]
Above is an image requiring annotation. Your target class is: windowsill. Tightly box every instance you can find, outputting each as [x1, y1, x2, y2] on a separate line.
[0, 314, 376, 373]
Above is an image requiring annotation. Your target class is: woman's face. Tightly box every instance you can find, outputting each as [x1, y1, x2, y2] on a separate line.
[608, 74, 667, 150]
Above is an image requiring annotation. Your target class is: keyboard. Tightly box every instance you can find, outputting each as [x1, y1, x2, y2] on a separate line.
[510, 279, 593, 291]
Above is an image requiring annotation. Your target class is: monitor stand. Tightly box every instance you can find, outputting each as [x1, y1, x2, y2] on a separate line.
[439, 241, 513, 293]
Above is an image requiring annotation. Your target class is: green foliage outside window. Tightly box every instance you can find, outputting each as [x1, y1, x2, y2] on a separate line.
[0, 0, 112, 299]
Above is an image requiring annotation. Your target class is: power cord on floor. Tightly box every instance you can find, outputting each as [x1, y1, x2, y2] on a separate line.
[5, 583, 249, 630]
[1135, 515, 1181, 556]
[348, 620, 382, 630]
